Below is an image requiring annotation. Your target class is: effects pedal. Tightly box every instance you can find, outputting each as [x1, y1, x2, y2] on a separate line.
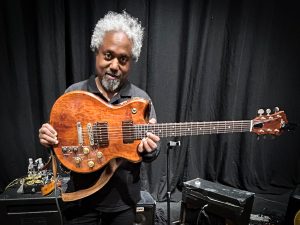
[23, 175, 44, 194]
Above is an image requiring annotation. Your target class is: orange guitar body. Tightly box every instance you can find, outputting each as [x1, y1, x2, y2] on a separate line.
[50, 91, 149, 173]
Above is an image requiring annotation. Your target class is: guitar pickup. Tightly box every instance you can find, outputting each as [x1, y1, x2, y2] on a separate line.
[93, 122, 109, 147]
[122, 120, 134, 143]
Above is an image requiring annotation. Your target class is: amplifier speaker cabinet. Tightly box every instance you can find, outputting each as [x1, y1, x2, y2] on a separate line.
[180, 178, 255, 225]
[285, 185, 300, 225]
[135, 190, 156, 225]
[0, 186, 61, 225]
[0, 186, 156, 225]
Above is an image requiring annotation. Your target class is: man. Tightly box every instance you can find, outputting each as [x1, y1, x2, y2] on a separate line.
[38, 11, 160, 225]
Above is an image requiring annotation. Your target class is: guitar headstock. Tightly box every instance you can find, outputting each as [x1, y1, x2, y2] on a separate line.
[251, 108, 288, 136]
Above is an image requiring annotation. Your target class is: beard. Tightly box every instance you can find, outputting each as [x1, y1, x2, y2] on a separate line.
[100, 74, 122, 93]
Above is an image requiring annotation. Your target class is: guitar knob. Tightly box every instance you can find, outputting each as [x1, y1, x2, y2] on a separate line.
[266, 108, 271, 115]
[83, 147, 90, 155]
[73, 147, 78, 153]
[274, 107, 280, 112]
[96, 151, 103, 159]
[62, 147, 68, 154]
[88, 160, 95, 168]
[74, 157, 82, 165]
[257, 109, 264, 116]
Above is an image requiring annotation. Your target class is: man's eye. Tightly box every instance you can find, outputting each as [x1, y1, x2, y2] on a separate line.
[119, 56, 128, 64]
[104, 52, 112, 60]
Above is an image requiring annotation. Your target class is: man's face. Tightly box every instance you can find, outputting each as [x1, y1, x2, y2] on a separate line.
[96, 31, 133, 93]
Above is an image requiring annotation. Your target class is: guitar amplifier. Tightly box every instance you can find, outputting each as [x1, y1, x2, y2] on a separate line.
[0, 185, 155, 225]
[285, 185, 300, 225]
[135, 191, 156, 225]
[180, 178, 255, 225]
[0, 186, 61, 225]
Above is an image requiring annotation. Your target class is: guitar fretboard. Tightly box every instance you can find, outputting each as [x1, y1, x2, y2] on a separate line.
[134, 121, 252, 139]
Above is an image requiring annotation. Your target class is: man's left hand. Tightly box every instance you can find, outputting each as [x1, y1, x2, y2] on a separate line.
[138, 118, 160, 153]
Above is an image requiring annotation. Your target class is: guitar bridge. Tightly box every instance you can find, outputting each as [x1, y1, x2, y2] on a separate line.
[77, 122, 83, 146]
[87, 123, 94, 146]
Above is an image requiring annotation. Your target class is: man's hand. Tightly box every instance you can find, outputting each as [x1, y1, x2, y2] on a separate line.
[38, 123, 58, 148]
[137, 118, 160, 153]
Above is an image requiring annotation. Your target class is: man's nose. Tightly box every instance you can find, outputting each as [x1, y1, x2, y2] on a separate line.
[109, 58, 119, 71]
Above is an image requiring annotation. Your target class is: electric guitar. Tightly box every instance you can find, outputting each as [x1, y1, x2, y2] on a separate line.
[50, 90, 288, 173]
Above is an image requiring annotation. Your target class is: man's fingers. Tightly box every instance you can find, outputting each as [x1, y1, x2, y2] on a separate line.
[42, 123, 57, 136]
[39, 133, 58, 145]
[39, 123, 58, 146]
[146, 132, 160, 142]
[142, 138, 152, 152]
[40, 139, 51, 148]
[138, 137, 158, 153]
[145, 138, 157, 150]
[138, 139, 145, 153]
[137, 119, 160, 153]
[149, 118, 157, 124]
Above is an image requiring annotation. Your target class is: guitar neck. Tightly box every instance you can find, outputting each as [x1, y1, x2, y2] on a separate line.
[134, 120, 253, 139]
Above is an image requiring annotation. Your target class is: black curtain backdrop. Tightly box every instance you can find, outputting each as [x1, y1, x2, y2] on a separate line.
[0, 0, 299, 204]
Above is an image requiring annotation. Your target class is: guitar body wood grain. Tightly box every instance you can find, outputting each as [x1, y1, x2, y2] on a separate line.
[50, 91, 149, 173]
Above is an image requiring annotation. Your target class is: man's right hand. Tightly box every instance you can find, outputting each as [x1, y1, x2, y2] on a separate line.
[39, 123, 58, 148]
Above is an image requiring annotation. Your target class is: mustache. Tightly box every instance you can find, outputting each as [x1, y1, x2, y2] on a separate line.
[105, 71, 121, 78]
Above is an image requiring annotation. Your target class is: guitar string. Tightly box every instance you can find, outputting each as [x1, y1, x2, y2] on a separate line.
[83, 118, 272, 132]
[61, 124, 251, 134]
[60, 127, 251, 142]
[80, 123, 252, 134]
[78, 122, 252, 133]
[58, 123, 252, 142]
[80, 121, 252, 131]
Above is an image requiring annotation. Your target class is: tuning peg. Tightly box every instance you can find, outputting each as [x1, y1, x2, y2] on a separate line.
[257, 109, 264, 116]
[274, 107, 280, 112]
[266, 108, 271, 115]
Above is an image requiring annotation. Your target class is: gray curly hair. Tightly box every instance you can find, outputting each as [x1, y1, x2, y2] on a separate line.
[90, 11, 144, 62]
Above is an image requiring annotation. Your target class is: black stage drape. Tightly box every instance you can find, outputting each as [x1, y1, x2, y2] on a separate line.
[0, 0, 299, 203]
